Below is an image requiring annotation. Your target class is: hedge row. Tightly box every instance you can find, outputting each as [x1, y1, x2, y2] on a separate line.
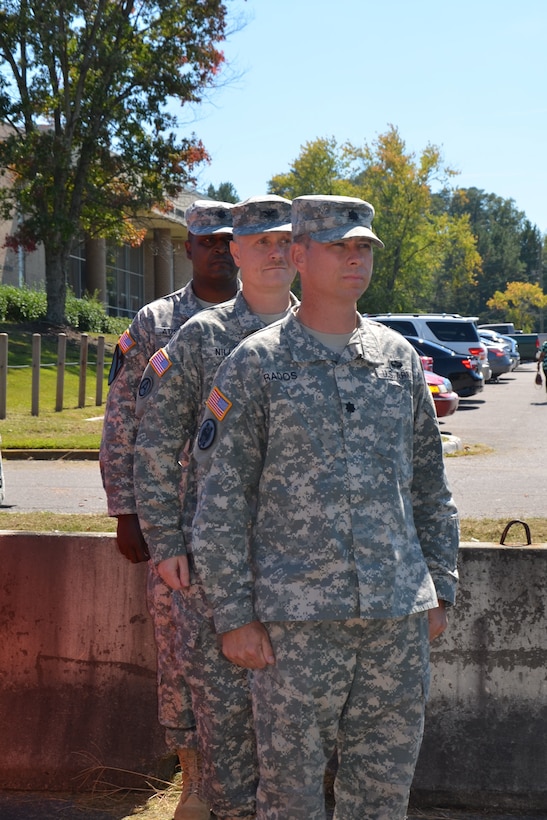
[0, 286, 127, 334]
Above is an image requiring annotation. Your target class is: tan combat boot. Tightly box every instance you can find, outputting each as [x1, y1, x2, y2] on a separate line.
[174, 748, 210, 820]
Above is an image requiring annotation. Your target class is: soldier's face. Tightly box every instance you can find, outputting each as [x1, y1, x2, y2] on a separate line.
[293, 236, 373, 303]
[230, 232, 295, 289]
[186, 233, 238, 284]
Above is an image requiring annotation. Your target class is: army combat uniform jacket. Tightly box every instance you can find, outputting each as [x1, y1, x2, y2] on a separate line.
[99, 282, 221, 516]
[192, 310, 460, 634]
[133, 291, 299, 562]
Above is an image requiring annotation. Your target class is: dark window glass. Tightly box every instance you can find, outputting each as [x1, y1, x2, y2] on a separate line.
[426, 321, 479, 343]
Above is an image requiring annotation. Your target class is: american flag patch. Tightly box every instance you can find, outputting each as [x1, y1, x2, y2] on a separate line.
[119, 329, 136, 354]
[206, 386, 232, 421]
[149, 347, 172, 377]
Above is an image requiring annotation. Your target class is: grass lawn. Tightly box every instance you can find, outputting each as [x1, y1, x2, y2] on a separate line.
[0, 322, 116, 449]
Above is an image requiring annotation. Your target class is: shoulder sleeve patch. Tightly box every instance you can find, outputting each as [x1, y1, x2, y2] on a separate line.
[149, 347, 172, 377]
[119, 329, 136, 354]
[197, 418, 217, 450]
[206, 385, 232, 421]
[107, 344, 124, 385]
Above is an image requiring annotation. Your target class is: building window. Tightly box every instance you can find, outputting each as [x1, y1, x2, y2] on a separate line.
[68, 239, 86, 297]
[105, 242, 144, 317]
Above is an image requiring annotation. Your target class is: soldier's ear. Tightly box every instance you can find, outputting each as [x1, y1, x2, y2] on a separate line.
[291, 242, 306, 271]
[229, 239, 241, 268]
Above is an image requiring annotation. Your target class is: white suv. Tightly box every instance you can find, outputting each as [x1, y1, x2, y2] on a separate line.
[368, 313, 492, 381]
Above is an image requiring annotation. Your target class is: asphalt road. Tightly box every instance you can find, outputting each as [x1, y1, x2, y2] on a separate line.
[0, 456, 108, 514]
[0, 361, 545, 522]
[440, 361, 546, 523]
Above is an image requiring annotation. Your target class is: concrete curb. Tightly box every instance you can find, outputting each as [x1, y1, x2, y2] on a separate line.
[3, 439, 463, 460]
[1, 449, 99, 460]
[442, 434, 462, 454]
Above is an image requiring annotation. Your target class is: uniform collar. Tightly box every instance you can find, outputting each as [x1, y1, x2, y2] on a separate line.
[235, 290, 300, 338]
[182, 278, 242, 320]
[283, 308, 384, 366]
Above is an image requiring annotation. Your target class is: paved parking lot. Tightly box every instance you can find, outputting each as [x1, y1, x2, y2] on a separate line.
[441, 362, 545, 522]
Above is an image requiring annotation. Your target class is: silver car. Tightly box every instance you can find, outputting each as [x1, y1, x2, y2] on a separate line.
[479, 329, 520, 371]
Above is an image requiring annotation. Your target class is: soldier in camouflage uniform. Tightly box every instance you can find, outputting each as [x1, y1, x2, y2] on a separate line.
[537, 338, 547, 391]
[133, 195, 296, 820]
[191, 195, 460, 820]
[99, 199, 238, 820]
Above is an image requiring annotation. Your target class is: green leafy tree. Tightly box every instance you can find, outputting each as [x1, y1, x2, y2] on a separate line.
[206, 181, 239, 203]
[0, 0, 233, 325]
[486, 281, 547, 332]
[269, 136, 356, 199]
[347, 127, 480, 313]
[519, 219, 543, 281]
[437, 187, 542, 319]
[268, 128, 481, 314]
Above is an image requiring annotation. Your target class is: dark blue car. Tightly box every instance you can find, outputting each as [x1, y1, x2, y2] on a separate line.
[405, 336, 484, 397]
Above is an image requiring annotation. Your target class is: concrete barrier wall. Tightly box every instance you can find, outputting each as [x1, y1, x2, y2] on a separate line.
[1, 533, 546, 810]
[0, 533, 167, 791]
[413, 543, 547, 811]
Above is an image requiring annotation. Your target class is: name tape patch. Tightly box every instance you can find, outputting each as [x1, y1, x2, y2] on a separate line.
[206, 385, 232, 421]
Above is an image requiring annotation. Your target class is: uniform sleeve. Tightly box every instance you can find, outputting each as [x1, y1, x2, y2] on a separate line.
[133, 339, 202, 564]
[99, 317, 154, 516]
[191, 351, 266, 633]
[410, 356, 460, 605]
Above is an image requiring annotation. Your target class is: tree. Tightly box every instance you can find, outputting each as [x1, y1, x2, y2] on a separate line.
[269, 136, 356, 199]
[437, 187, 543, 318]
[0, 0, 233, 325]
[346, 127, 480, 313]
[486, 282, 547, 332]
[206, 181, 239, 203]
[269, 128, 481, 314]
[519, 219, 543, 281]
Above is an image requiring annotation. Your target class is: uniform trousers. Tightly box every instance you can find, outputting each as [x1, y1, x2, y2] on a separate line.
[146, 562, 196, 749]
[251, 612, 430, 820]
[173, 579, 258, 818]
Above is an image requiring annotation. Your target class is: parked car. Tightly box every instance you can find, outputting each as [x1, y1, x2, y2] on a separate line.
[424, 370, 459, 418]
[479, 329, 520, 371]
[507, 332, 540, 362]
[384, 335, 484, 398]
[370, 313, 492, 381]
[478, 323, 539, 361]
[499, 334, 521, 370]
[478, 322, 517, 334]
[481, 339, 513, 380]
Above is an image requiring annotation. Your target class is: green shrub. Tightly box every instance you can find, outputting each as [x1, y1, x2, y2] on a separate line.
[65, 290, 127, 333]
[0, 284, 127, 334]
[0, 285, 47, 321]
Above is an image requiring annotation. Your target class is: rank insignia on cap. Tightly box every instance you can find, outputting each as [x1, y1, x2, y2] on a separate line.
[149, 347, 172, 377]
[206, 385, 232, 421]
[119, 329, 136, 354]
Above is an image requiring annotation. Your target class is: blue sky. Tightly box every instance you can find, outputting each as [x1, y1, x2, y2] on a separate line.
[180, 0, 547, 233]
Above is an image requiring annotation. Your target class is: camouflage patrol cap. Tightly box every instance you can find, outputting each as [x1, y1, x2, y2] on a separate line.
[232, 194, 292, 236]
[292, 195, 384, 248]
[185, 199, 234, 235]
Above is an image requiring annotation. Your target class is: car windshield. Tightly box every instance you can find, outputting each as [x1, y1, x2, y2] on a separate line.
[426, 321, 479, 343]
